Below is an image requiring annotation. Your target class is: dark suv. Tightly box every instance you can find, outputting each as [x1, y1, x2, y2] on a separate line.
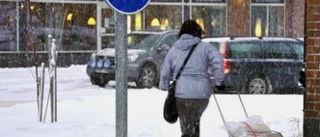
[202, 37, 304, 94]
[86, 30, 178, 88]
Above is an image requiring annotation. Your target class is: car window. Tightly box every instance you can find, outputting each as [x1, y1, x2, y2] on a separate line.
[127, 34, 160, 51]
[290, 42, 304, 60]
[264, 41, 296, 59]
[209, 42, 220, 50]
[228, 41, 262, 58]
[159, 33, 177, 47]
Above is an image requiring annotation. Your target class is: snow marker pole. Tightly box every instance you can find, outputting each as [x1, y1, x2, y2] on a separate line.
[43, 87, 51, 123]
[39, 63, 45, 122]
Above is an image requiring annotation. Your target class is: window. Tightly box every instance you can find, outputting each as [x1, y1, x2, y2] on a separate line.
[128, 34, 159, 51]
[264, 41, 295, 59]
[228, 42, 262, 58]
[209, 42, 220, 50]
[100, 8, 115, 49]
[251, 1, 285, 37]
[143, 5, 182, 31]
[0, 1, 16, 51]
[17, 2, 97, 51]
[290, 42, 304, 60]
[192, 6, 226, 37]
[159, 33, 177, 48]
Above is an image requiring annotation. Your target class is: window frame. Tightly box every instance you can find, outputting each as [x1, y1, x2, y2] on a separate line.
[250, 2, 285, 37]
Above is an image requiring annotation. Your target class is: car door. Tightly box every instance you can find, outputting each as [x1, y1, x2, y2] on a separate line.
[153, 32, 178, 75]
[263, 40, 300, 90]
[227, 40, 264, 91]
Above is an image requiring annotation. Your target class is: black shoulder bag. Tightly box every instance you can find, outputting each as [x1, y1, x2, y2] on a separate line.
[163, 44, 197, 124]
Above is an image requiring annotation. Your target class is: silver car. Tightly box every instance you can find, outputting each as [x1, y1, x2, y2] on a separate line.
[86, 30, 178, 88]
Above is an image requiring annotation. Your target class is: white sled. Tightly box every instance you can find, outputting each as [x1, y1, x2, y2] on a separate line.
[223, 115, 283, 137]
[212, 91, 283, 137]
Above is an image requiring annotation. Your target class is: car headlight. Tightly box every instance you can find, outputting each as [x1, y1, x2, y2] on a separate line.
[89, 59, 96, 67]
[128, 54, 139, 63]
[104, 59, 111, 68]
[97, 59, 104, 68]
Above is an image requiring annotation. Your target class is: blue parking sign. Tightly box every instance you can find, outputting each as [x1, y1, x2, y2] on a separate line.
[106, 0, 150, 14]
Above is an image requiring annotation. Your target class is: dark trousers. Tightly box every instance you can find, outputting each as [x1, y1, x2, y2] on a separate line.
[176, 98, 209, 137]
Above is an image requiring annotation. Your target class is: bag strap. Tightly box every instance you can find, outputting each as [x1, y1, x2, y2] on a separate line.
[174, 43, 197, 81]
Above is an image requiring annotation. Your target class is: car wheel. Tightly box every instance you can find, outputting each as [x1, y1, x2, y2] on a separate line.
[136, 64, 157, 89]
[90, 77, 98, 85]
[90, 74, 109, 87]
[244, 75, 271, 94]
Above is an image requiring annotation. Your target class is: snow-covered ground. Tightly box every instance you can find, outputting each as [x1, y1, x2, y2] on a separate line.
[0, 65, 303, 137]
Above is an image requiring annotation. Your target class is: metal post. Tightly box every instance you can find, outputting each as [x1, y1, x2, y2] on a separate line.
[16, 1, 19, 51]
[183, 0, 190, 21]
[49, 37, 57, 123]
[48, 35, 52, 62]
[50, 48, 54, 123]
[43, 35, 53, 123]
[53, 39, 57, 122]
[39, 62, 45, 122]
[97, 4, 102, 51]
[115, 11, 128, 137]
[24, 0, 30, 56]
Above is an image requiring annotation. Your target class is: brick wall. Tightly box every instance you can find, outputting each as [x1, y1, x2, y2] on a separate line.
[304, 0, 320, 136]
[227, 0, 304, 37]
[305, 0, 320, 117]
[227, 0, 250, 36]
[286, 0, 305, 37]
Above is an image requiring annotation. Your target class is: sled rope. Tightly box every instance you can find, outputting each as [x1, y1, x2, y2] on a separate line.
[242, 121, 257, 137]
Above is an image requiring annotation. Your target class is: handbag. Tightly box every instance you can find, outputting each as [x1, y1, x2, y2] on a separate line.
[163, 44, 197, 124]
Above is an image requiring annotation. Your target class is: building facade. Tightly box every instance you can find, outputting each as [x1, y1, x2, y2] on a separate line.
[304, 0, 320, 136]
[0, 0, 304, 67]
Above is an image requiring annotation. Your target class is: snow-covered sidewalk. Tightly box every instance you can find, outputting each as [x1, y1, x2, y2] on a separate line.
[0, 65, 303, 137]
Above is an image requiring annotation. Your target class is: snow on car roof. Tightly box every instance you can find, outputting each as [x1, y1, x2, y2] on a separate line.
[202, 37, 300, 42]
[129, 30, 178, 35]
[261, 37, 299, 41]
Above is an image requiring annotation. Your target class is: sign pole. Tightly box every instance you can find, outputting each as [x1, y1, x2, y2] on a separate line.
[115, 12, 128, 137]
[105, 1, 150, 136]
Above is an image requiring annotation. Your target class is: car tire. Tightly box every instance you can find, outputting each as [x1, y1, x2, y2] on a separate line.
[136, 64, 157, 89]
[243, 75, 272, 94]
[90, 77, 98, 85]
[90, 73, 109, 87]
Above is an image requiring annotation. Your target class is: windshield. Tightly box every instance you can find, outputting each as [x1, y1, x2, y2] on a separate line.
[127, 34, 161, 51]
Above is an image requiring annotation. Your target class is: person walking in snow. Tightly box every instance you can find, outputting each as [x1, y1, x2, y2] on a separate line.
[159, 20, 225, 137]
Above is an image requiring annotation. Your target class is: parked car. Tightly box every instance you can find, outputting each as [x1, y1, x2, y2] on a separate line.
[86, 30, 179, 88]
[202, 37, 304, 94]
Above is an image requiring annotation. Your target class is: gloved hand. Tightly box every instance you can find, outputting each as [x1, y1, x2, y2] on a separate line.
[215, 84, 225, 91]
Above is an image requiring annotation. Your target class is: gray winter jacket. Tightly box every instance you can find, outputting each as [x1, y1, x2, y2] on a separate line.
[159, 34, 224, 99]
